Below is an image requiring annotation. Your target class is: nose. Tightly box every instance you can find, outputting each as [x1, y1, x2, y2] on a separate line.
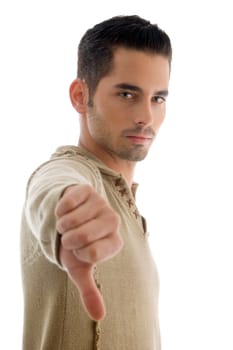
[133, 100, 165, 128]
[133, 100, 154, 127]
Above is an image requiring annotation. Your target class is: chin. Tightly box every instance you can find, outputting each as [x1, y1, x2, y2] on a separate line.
[119, 150, 149, 162]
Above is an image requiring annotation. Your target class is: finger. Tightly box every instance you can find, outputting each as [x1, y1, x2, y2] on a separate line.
[61, 215, 120, 250]
[73, 234, 123, 264]
[55, 184, 92, 217]
[56, 198, 106, 234]
[56, 209, 90, 234]
[68, 261, 106, 321]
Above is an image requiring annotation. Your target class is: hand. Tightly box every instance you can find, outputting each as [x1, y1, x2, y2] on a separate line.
[55, 184, 123, 321]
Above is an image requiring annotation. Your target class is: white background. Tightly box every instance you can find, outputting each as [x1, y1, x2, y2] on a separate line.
[1, 0, 233, 349]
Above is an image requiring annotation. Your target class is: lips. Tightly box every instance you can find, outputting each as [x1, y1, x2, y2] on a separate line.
[122, 127, 155, 144]
[125, 135, 153, 144]
[126, 135, 152, 140]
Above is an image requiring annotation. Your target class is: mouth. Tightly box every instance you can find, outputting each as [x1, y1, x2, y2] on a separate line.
[125, 135, 153, 145]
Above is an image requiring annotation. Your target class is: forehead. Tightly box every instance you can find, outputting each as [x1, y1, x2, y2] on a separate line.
[105, 47, 170, 89]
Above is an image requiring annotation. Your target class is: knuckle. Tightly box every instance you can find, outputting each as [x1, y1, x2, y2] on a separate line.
[79, 232, 91, 247]
[68, 215, 78, 228]
[110, 211, 121, 228]
[62, 231, 90, 250]
[92, 195, 106, 210]
[81, 184, 93, 195]
[97, 197, 106, 208]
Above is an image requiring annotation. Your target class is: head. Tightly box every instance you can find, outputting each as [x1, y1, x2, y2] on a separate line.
[77, 15, 172, 105]
[70, 15, 172, 166]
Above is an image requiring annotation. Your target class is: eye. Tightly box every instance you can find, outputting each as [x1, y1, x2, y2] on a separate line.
[153, 95, 166, 104]
[119, 91, 134, 99]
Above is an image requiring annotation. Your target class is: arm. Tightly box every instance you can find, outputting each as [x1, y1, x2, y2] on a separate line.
[25, 158, 123, 320]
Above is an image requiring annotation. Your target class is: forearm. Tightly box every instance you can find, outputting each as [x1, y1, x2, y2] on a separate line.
[24, 160, 91, 266]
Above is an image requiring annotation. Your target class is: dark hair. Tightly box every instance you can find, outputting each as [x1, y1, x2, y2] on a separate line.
[77, 15, 172, 100]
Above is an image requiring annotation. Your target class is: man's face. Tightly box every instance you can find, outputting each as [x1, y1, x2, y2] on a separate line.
[84, 47, 170, 162]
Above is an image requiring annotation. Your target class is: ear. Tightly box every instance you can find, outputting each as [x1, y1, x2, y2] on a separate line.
[69, 79, 89, 114]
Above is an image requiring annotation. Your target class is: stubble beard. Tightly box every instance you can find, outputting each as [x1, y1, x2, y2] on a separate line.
[111, 144, 150, 161]
[87, 108, 154, 162]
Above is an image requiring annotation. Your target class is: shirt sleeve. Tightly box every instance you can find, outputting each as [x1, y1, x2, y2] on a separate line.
[24, 157, 98, 267]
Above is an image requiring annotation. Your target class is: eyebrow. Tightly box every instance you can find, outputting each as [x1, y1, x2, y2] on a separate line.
[113, 83, 169, 97]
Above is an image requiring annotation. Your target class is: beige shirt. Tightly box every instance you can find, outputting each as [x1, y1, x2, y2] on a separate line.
[20, 146, 160, 350]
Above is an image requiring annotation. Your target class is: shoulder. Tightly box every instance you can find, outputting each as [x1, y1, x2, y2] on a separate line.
[27, 146, 103, 193]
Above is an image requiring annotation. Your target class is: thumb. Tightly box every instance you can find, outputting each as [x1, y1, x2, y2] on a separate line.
[68, 261, 106, 321]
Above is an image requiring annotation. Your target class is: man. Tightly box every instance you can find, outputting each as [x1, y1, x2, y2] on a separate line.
[21, 15, 172, 349]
